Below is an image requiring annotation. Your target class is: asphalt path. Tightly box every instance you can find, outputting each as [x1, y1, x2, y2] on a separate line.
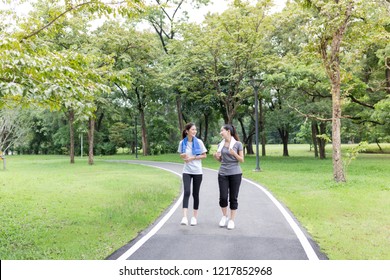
[107, 160, 327, 260]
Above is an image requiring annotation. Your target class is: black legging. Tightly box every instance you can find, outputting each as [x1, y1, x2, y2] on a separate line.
[218, 173, 242, 210]
[182, 173, 203, 209]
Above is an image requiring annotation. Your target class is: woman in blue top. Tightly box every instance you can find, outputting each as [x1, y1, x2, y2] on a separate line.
[213, 124, 244, 230]
[178, 123, 207, 226]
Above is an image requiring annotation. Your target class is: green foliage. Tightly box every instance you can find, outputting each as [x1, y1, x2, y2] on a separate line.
[184, 0, 273, 123]
[343, 141, 369, 178]
[317, 133, 331, 143]
[0, 104, 33, 153]
[95, 141, 117, 156]
[0, 31, 110, 117]
[372, 96, 390, 141]
[109, 122, 130, 149]
[148, 116, 179, 155]
[0, 0, 148, 116]
[1, 0, 390, 165]
[295, 122, 312, 144]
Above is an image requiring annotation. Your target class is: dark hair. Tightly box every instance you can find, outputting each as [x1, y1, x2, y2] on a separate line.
[182, 122, 195, 139]
[222, 124, 240, 141]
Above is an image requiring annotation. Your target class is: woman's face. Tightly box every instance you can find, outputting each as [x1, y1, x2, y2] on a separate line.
[187, 126, 197, 137]
[220, 127, 230, 140]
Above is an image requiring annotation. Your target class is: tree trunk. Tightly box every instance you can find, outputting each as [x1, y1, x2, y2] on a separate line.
[140, 109, 148, 156]
[319, 1, 353, 182]
[375, 140, 383, 153]
[135, 87, 149, 156]
[331, 82, 345, 182]
[239, 117, 252, 154]
[311, 120, 319, 158]
[247, 136, 254, 155]
[278, 128, 289, 156]
[227, 109, 234, 125]
[329, 28, 346, 182]
[198, 121, 203, 139]
[96, 112, 104, 131]
[176, 92, 184, 133]
[203, 113, 209, 144]
[88, 117, 95, 165]
[260, 97, 266, 156]
[68, 110, 75, 164]
[386, 57, 390, 94]
[318, 122, 327, 159]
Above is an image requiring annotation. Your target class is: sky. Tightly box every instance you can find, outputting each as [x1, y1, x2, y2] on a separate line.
[189, 0, 287, 22]
[1, 0, 287, 18]
[0, 0, 287, 30]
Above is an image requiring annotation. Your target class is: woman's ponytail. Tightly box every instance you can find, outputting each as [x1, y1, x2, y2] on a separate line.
[223, 124, 240, 141]
[182, 122, 195, 139]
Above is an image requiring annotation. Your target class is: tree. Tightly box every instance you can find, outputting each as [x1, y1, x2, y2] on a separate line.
[0, 105, 32, 155]
[92, 20, 164, 155]
[300, 0, 390, 182]
[194, 0, 272, 124]
[268, 2, 336, 159]
[109, 122, 130, 151]
[1, 0, 143, 104]
[342, 35, 390, 147]
[1, 0, 144, 164]
[143, 0, 211, 132]
[163, 22, 221, 145]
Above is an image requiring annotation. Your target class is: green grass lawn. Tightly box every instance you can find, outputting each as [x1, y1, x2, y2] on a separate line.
[1, 143, 389, 260]
[239, 149, 390, 260]
[0, 155, 180, 259]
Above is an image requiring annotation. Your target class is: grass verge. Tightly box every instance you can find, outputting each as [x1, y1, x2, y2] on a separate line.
[0, 155, 180, 259]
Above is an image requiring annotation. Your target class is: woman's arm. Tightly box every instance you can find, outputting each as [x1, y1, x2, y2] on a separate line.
[183, 152, 207, 163]
[213, 152, 222, 162]
[229, 148, 244, 163]
[196, 152, 207, 160]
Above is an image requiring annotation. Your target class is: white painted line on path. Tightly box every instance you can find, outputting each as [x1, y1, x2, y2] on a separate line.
[116, 162, 319, 260]
[116, 165, 183, 260]
[242, 177, 320, 260]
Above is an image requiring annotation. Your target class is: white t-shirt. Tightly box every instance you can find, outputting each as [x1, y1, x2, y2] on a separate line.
[177, 139, 207, 174]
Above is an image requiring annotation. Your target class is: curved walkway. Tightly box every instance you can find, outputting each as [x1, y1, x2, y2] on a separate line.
[107, 160, 327, 260]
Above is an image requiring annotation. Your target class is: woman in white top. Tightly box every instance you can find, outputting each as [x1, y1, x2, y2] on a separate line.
[178, 123, 207, 226]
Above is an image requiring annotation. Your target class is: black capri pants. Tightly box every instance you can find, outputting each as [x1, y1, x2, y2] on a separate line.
[182, 173, 203, 209]
[218, 173, 242, 210]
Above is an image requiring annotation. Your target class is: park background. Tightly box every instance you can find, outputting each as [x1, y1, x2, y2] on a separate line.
[1, 0, 389, 260]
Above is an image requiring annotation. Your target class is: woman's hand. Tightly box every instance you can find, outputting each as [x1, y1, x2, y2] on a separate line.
[229, 148, 236, 156]
[181, 153, 195, 163]
[229, 148, 244, 163]
[213, 152, 221, 161]
[184, 156, 195, 163]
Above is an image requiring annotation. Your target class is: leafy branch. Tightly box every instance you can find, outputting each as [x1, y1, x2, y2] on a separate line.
[22, 1, 96, 41]
[343, 141, 369, 179]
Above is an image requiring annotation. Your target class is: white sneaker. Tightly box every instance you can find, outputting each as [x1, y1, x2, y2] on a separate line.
[227, 219, 235, 230]
[181, 217, 188, 226]
[190, 217, 197, 226]
[219, 216, 228, 227]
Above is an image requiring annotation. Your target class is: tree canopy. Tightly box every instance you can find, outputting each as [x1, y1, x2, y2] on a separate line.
[1, 0, 389, 181]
